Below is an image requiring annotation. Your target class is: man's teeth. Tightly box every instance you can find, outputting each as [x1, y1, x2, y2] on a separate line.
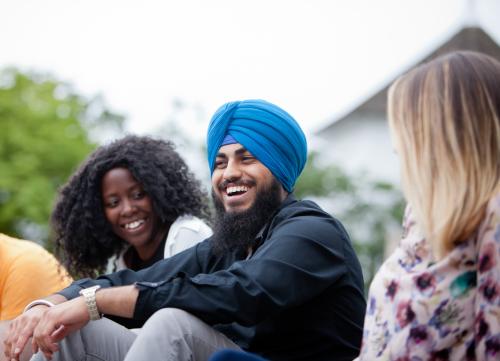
[226, 186, 249, 196]
[124, 220, 145, 230]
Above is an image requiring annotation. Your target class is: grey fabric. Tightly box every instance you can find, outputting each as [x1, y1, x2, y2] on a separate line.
[31, 309, 240, 361]
[124, 308, 241, 361]
[31, 318, 136, 361]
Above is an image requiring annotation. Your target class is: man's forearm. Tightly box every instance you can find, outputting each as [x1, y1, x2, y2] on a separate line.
[95, 285, 138, 318]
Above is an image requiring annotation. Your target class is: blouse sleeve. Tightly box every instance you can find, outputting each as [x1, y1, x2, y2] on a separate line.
[474, 197, 500, 360]
[168, 217, 212, 257]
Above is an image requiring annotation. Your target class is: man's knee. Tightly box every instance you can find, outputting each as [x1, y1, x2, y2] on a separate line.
[126, 308, 240, 360]
[144, 308, 199, 335]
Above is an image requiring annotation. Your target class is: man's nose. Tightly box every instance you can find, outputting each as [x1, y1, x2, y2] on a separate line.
[223, 159, 242, 182]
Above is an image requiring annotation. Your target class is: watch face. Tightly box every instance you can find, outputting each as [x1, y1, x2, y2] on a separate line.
[79, 285, 101, 295]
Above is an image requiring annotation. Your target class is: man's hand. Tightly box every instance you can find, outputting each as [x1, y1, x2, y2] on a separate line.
[5, 285, 138, 360]
[31, 285, 139, 360]
[32, 297, 89, 360]
[3, 305, 48, 361]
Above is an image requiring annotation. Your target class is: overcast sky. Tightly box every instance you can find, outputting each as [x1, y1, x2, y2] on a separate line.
[1, 0, 499, 142]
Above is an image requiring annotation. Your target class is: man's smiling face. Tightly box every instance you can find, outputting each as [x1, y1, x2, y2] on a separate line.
[211, 143, 286, 214]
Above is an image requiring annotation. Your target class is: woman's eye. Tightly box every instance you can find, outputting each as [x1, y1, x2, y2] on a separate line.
[106, 199, 118, 208]
[133, 191, 145, 199]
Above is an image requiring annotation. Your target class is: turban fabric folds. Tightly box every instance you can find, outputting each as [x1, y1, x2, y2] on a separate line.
[207, 99, 307, 192]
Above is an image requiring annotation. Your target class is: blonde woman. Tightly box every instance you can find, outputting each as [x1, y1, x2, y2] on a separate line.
[359, 51, 500, 360]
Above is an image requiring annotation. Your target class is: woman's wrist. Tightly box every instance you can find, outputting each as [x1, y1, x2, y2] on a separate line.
[23, 299, 55, 313]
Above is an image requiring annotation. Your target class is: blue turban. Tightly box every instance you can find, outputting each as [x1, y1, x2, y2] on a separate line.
[207, 99, 307, 193]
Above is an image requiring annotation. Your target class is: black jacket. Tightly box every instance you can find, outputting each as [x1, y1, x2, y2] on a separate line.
[60, 195, 366, 361]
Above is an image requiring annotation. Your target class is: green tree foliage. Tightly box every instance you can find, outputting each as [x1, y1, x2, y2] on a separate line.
[0, 68, 124, 243]
[295, 152, 405, 292]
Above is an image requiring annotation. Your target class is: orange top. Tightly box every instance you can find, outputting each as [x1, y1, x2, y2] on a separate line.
[0, 233, 72, 320]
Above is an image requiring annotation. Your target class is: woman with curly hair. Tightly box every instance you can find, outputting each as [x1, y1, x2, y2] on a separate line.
[52, 135, 212, 279]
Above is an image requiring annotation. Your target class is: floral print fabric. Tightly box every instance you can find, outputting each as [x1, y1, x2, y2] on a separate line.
[359, 194, 500, 360]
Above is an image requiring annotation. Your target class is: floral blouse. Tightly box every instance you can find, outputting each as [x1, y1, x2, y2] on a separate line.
[358, 194, 500, 360]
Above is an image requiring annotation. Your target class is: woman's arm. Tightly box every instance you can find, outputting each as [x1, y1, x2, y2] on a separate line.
[474, 201, 500, 360]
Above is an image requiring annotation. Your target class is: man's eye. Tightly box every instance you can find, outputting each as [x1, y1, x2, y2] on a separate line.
[215, 160, 226, 169]
[242, 156, 254, 162]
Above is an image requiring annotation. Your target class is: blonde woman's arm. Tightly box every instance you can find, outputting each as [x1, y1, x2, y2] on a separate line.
[474, 199, 500, 361]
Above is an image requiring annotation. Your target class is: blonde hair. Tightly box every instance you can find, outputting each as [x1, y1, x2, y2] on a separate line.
[388, 51, 500, 259]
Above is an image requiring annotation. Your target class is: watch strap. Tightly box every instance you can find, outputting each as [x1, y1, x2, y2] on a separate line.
[80, 286, 102, 321]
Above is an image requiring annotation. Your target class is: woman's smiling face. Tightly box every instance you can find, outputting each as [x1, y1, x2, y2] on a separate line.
[101, 167, 164, 259]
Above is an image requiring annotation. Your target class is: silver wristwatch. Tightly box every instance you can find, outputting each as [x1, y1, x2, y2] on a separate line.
[79, 285, 102, 321]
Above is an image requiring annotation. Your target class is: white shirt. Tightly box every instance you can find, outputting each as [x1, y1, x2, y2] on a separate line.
[107, 215, 212, 272]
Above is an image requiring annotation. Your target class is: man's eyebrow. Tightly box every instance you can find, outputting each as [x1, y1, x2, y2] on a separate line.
[234, 147, 248, 155]
[216, 146, 248, 158]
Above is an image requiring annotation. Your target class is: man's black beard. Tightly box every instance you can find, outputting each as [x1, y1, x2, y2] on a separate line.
[211, 179, 284, 256]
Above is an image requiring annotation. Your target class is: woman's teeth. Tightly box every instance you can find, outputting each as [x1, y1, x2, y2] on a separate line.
[124, 219, 145, 230]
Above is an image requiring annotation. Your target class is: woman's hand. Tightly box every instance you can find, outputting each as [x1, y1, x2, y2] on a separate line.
[4, 305, 48, 361]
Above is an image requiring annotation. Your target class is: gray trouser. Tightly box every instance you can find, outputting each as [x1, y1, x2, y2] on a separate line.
[32, 308, 240, 361]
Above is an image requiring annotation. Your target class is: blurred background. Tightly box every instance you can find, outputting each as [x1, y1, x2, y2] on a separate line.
[1, 0, 499, 290]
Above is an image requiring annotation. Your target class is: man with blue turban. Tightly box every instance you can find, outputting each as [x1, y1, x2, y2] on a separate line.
[207, 99, 307, 194]
[6, 100, 366, 361]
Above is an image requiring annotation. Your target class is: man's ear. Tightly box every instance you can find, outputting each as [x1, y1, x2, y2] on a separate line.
[279, 187, 289, 202]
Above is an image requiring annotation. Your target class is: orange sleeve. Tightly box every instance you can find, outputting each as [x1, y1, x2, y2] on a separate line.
[0, 248, 72, 320]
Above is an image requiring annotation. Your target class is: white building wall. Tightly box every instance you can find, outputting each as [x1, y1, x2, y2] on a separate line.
[318, 114, 400, 184]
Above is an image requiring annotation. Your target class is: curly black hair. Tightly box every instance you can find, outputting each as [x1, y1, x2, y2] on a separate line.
[52, 135, 210, 278]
